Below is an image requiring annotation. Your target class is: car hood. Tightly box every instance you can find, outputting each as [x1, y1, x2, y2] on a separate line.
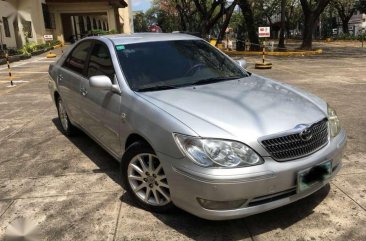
[136, 75, 327, 152]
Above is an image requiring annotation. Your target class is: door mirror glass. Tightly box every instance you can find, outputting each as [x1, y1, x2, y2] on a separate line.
[236, 59, 248, 69]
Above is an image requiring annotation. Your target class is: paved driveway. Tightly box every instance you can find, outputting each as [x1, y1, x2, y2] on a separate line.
[0, 45, 365, 241]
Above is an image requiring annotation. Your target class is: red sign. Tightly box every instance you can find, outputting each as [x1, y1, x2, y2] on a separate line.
[258, 27, 270, 38]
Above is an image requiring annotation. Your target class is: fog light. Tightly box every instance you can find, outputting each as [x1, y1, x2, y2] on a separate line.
[197, 198, 247, 210]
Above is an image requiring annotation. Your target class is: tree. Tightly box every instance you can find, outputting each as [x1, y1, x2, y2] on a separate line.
[300, 0, 331, 50]
[193, 0, 237, 37]
[256, 0, 281, 27]
[333, 0, 357, 34]
[237, 0, 260, 50]
[320, 4, 337, 38]
[144, 0, 182, 32]
[133, 12, 148, 32]
[285, 0, 302, 38]
[278, 0, 286, 49]
[357, 0, 366, 12]
[216, 0, 238, 45]
[174, 0, 200, 32]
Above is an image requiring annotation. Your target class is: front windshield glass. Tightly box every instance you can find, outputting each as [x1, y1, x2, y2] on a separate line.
[116, 40, 248, 91]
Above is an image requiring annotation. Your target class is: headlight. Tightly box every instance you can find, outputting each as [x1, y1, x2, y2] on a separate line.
[327, 104, 341, 138]
[173, 134, 264, 168]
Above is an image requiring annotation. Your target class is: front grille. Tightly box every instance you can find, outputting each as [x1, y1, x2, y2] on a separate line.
[261, 119, 329, 161]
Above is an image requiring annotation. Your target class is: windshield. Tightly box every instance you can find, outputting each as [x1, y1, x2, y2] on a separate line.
[115, 40, 248, 91]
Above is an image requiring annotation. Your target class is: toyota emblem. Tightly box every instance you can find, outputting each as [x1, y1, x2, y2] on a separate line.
[300, 128, 313, 141]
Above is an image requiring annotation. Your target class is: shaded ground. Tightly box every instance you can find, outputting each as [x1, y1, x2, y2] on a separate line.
[0, 44, 365, 241]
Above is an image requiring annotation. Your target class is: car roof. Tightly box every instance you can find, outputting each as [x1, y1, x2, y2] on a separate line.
[97, 33, 202, 45]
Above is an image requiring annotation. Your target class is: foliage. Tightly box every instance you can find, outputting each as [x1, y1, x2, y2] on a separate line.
[299, 0, 332, 49]
[142, 0, 236, 37]
[134, 0, 362, 50]
[237, 0, 261, 50]
[0, 48, 23, 58]
[253, 0, 281, 26]
[19, 40, 61, 55]
[90, 29, 117, 35]
[333, 33, 366, 41]
[357, 0, 366, 12]
[134, 12, 149, 32]
[321, 5, 336, 38]
[285, 0, 303, 38]
[50, 40, 62, 46]
[332, 0, 358, 34]
[144, 2, 180, 32]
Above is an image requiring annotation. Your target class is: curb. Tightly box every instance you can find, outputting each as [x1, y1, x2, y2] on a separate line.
[52, 44, 63, 49]
[31, 47, 53, 56]
[0, 54, 31, 65]
[222, 49, 323, 56]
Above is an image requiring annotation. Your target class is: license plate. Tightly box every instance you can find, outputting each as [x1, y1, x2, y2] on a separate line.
[297, 161, 332, 193]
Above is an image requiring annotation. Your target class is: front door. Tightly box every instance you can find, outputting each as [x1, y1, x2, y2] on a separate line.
[79, 41, 122, 156]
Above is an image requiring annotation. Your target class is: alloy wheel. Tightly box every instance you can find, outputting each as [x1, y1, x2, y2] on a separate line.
[127, 153, 170, 206]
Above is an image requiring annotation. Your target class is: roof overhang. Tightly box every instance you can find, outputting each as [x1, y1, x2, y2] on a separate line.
[45, 0, 128, 8]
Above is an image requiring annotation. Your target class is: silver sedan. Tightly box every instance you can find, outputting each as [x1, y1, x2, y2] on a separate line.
[48, 33, 346, 220]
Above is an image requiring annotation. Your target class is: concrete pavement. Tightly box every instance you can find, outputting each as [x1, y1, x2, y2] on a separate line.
[0, 44, 365, 241]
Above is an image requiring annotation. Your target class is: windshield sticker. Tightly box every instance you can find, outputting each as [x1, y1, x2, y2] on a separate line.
[116, 45, 125, 50]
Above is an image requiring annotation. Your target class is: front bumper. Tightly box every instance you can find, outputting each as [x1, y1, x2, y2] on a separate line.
[160, 129, 346, 220]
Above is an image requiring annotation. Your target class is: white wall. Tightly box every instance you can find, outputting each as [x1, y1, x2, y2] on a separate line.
[119, 0, 133, 34]
[0, 0, 18, 48]
[17, 0, 46, 45]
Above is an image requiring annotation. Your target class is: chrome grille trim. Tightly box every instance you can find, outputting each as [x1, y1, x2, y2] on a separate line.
[261, 118, 329, 161]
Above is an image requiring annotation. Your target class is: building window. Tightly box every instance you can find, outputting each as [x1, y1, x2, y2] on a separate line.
[2, 17, 11, 37]
[23, 21, 33, 38]
[42, 4, 52, 29]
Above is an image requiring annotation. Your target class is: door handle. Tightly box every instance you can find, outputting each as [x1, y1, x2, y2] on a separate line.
[80, 87, 88, 96]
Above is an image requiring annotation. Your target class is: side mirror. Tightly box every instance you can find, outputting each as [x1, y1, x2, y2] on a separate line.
[89, 75, 121, 94]
[236, 59, 248, 69]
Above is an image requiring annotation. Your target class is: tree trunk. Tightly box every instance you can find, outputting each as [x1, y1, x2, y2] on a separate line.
[301, 13, 316, 50]
[278, 0, 286, 50]
[341, 16, 352, 34]
[238, 0, 260, 50]
[175, 4, 187, 31]
[216, 2, 236, 46]
[299, 0, 331, 50]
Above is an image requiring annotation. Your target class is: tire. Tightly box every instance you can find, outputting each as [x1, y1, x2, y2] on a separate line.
[121, 142, 175, 213]
[56, 97, 76, 136]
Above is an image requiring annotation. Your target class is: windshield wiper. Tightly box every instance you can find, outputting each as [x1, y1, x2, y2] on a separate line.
[192, 76, 242, 86]
[135, 85, 177, 92]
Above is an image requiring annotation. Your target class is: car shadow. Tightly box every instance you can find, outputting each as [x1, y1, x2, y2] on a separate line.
[120, 183, 330, 241]
[52, 118, 331, 240]
[52, 118, 121, 185]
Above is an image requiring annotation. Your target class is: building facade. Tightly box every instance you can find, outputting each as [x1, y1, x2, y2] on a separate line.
[347, 11, 366, 35]
[0, 0, 133, 49]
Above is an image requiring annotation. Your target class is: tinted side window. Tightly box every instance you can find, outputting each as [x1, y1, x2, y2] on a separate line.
[87, 42, 115, 81]
[63, 41, 92, 75]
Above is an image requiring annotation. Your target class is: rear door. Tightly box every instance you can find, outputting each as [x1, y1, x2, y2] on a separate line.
[58, 40, 92, 125]
[79, 40, 122, 156]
